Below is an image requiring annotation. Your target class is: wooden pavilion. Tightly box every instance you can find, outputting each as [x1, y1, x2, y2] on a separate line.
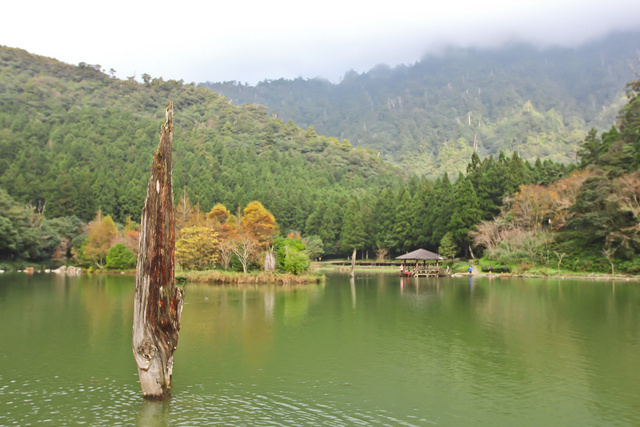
[396, 249, 446, 277]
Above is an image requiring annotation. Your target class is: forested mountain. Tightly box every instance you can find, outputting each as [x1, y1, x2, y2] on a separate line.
[0, 44, 404, 234]
[203, 31, 640, 177]
[2, 40, 640, 275]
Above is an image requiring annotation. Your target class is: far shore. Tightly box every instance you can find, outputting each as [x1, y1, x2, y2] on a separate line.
[181, 270, 325, 285]
[316, 261, 640, 282]
[4, 261, 639, 283]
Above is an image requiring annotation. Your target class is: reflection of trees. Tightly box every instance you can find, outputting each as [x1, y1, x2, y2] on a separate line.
[399, 278, 640, 421]
[2, 274, 136, 380]
[179, 284, 324, 371]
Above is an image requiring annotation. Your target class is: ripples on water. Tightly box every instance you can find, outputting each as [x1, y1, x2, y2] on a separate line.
[0, 377, 432, 426]
[1, 273, 640, 426]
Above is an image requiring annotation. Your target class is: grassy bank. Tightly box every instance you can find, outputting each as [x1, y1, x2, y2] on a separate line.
[181, 270, 325, 285]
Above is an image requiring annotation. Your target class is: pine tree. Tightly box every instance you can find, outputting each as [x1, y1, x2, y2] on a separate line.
[431, 173, 455, 247]
[392, 189, 414, 253]
[438, 232, 457, 259]
[374, 188, 397, 253]
[448, 173, 481, 256]
[413, 179, 435, 249]
[341, 198, 366, 254]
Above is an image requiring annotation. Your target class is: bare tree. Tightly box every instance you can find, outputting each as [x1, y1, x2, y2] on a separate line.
[230, 231, 259, 273]
[553, 251, 566, 271]
[217, 239, 235, 270]
[375, 244, 389, 262]
[602, 247, 617, 278]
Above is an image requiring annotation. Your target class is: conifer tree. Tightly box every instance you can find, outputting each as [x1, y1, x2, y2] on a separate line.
[392, 189, 414, 253]
[438, 232, 457, 259]
[431, 173, 455, 248]
[341, 198, 366, 256]
[448, 173, 481, 256]
[373, 188, 397, 253]
[319, 200, 343, 255]
[413, 179, 435, 249]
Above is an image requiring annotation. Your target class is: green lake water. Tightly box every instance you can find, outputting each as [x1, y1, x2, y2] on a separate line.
[1, 272, 639, 426]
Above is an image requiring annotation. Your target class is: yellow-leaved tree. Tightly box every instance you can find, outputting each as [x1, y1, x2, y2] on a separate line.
[83, 210, 120, 268]
[175, 225, 218, 270]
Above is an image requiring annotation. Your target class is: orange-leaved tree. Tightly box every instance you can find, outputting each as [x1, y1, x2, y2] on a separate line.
[226, 201, 279, 273]
[207, 203, 231, 224]
[240, 201, 278, 249]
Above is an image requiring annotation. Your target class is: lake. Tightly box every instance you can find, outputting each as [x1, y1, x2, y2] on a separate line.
[1, 271, 639, 426]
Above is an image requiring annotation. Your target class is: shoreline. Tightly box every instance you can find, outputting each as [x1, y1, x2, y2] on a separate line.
[316, 262, 640, 282]
[5, 262, 638, 283]
[181, 270, 325, 285]
[453, 272, 640, 282]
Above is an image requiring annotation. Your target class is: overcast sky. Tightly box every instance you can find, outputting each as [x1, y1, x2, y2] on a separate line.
[3, 0, 640, 85]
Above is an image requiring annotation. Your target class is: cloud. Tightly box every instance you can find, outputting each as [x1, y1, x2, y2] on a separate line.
[2, 0, 640, 84]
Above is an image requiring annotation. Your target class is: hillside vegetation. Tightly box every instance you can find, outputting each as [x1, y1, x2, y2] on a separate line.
[0, 44, 403, 232]
[203, 31, 640, 177]
[2, 40, 640, 277]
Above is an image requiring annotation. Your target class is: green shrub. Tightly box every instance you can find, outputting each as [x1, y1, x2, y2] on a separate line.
[480, 265, 510, 273]
[274, 237, 310, 274]
[106, 243, 136, 270]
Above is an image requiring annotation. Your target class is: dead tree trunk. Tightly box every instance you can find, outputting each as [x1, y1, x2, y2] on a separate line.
[133, 102, 184, 399]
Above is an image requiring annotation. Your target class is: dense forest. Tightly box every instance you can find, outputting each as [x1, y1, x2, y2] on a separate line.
[0, 45, 404, 269]
[0, 45, 404, 226]
[203, 31, 640, 178]
[1, 40, 640, 275]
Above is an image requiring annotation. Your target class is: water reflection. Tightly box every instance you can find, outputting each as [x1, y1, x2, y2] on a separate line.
[350, 277, 356, 309]
[1, 273, 640, 425]
[138, 399, 170, 427]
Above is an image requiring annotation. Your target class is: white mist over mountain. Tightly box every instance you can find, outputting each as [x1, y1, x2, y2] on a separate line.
[3, 0, 639, 84]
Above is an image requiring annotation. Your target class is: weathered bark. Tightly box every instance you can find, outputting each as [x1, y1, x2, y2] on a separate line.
[133, 102, 184, 399]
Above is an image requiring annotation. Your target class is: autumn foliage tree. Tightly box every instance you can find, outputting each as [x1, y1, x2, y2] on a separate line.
[207, 203, 231, 224]
[173, 201, 278, 273]
[175, 225, 219, 270]
[240, 201, 278, 248]
[83, 210, 120, 268]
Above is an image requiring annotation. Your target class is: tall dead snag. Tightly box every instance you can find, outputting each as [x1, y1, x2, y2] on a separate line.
[133, 102, 184, 399]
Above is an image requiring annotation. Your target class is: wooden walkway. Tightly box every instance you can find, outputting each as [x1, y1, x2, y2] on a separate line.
[401, 268, 447, 277]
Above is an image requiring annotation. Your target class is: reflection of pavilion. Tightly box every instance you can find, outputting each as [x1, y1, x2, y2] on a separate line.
[396, 248, 447, 277]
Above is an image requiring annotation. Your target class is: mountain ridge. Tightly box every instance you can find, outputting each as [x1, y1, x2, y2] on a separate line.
[202, 30, 640, 177]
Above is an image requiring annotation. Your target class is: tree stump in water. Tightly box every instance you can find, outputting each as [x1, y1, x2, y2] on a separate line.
[133, 102, 184, 399]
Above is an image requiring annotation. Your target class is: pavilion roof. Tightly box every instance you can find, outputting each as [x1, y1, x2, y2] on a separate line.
[395, 248, 445, 261]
